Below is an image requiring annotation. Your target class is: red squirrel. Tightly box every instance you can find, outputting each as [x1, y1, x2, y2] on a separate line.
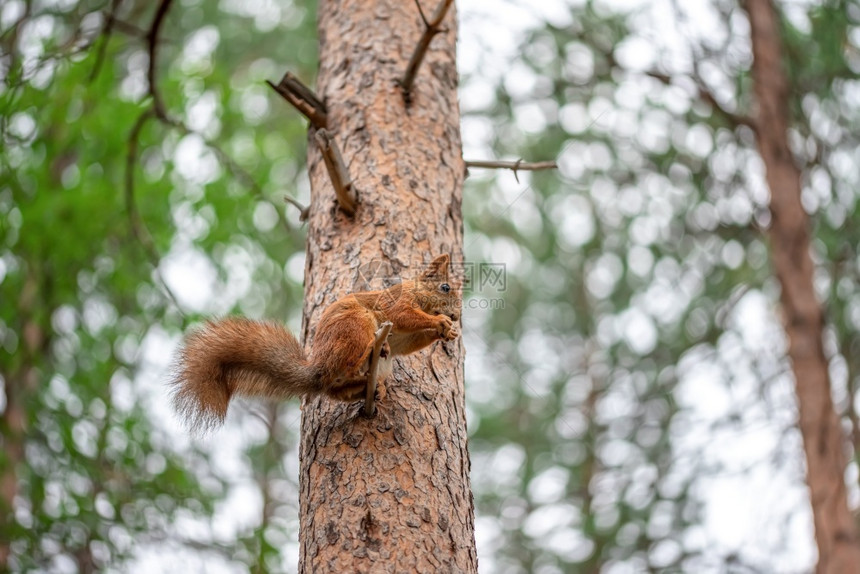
[171, 254, 461, 430]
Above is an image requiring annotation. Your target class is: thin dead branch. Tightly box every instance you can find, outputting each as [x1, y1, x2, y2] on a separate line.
[400, 0, 454, 101]
[266, 72, 328, 129]
[363, 322, 393, 418]
[465, 159, 558, 183]
[465, 159, 557, 171]
[283, 195, 309, 222]
[314, 128, 357, 216]
[124, 109, 184, 313]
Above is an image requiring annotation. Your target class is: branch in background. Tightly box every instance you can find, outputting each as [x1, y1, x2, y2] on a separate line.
[363, 322, 392, 418]
[111, 18, 149, 38]
[158, 109, 297, 230]
[400, 0, 454, 101]
[695, 83, 757, 130]
[135, 68, 296, 232]
[89, 0, 124, 81]
[139, 532, 237, 561]
[132, 105, 298, 231]
[124, 109, 185, 314]
[691, 54, 756, 130]
[645, 69, 756, 130]
[314, 128, 357, 216]
[170, 121, 295, 231]
[714, 284, 751, 329]
[266, 72, 328, 129]
[89, 18, 152, 75]
[0, 1, 30, 44]
[147, 0, 174, 121]
[0, 0, 31, 78]
[644, 69, 673, 85]
[465, 159, 558, 183]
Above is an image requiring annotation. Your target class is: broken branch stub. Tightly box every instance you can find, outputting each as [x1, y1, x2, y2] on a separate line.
[314, 129, 357, 216]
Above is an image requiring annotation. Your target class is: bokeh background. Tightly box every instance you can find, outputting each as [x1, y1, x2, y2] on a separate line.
[3, 0, 860, 571]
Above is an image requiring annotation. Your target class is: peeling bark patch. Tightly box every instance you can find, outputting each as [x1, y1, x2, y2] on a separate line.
[447, 193, 462, 224]
[392, 421, 408, 446]
[326, 522, 340, 545]
[380, 230, 407, 265]
[376, 418, 393, 432]
[346, 432, 364, 448]
[359, 511, 383, 553]
[430, 61, 458, 90]
[434, 424, 446, 451]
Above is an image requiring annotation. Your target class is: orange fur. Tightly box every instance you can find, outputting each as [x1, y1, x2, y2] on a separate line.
[170, 254, 461, 431]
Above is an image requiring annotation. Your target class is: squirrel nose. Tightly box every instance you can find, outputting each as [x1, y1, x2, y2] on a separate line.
[450, 309, 461, 322]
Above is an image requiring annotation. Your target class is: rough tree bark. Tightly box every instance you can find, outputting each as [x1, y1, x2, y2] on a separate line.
[297, 1, 477, 572]
[745, 1, 860, 571]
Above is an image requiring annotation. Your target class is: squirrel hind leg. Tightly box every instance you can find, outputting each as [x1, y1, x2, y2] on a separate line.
[326, 379, 367, 401]
[325, 356, 393, 403]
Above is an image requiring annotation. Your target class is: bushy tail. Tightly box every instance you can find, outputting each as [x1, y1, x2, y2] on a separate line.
[170, 317, 319, 432]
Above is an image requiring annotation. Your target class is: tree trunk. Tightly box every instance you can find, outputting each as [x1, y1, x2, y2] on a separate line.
[0, 375, 25, 569]
[297, 1, 476, 572]
[745, 1, 860, 571]
[0, 272, 42, 570]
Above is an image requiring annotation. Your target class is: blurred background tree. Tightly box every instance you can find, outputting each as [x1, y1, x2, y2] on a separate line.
[3, 0, 860, 572]
[1, 0, 316, 570]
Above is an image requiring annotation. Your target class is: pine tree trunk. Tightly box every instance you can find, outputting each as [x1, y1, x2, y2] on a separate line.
[297, 1, 477, 572]
[745, 1, 860, 571]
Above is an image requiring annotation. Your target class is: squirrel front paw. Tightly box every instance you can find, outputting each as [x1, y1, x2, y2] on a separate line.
[436, 315, 459, 341]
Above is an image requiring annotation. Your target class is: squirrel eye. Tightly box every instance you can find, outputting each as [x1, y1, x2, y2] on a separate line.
[440, 283, 451, 294]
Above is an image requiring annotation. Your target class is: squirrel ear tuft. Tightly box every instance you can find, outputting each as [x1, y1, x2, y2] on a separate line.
[422, 254, 450, 279]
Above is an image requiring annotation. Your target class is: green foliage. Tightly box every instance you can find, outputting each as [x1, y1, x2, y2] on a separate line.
[1, 0, 315, 569]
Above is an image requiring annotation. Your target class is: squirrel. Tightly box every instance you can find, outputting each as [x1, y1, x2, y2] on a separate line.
[170, 254, 461, 431]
